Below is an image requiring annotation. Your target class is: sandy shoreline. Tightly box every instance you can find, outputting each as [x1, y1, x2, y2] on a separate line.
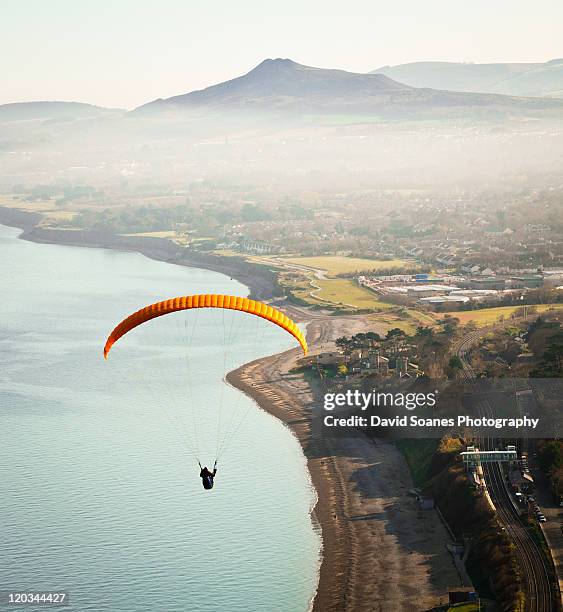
[226, 314, 359, 612]
[1, 206, 463, 611]
[227, 313, 463, 611]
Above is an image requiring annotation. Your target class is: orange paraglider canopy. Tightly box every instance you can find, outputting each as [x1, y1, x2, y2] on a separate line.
[103, 294, 308, 358]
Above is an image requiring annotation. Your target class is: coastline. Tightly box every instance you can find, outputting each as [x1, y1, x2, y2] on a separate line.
[226, 333, 349, 612]
[226, 314, 463, 611]
[1, 205, 462, 611]
[0, 206, 279, 302]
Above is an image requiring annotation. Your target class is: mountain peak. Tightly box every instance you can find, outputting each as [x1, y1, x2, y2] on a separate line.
[136, 59, 412, 113]
[134, 58, 563, 119]
[246, 57, 304, 76]
[253, 58, 299, 69]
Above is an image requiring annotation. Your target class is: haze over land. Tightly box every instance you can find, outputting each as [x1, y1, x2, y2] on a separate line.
[2, 57, 563, 195]
[373, 59, 563, 98]
[3, 3, 563, 606]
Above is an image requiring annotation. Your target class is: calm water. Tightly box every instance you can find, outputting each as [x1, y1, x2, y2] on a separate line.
[0, 224, 320, 611]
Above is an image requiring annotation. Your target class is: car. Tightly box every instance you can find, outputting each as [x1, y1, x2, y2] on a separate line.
[539, 516, 547, 523]
[528, 496, 535, 503]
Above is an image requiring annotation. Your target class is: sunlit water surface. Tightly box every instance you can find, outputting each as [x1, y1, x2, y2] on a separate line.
[0, 225, 320, 611]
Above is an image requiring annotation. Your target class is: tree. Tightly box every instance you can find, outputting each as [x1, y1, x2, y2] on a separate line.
[443, 323, 457, 336]
[386, 328, 406, 341]
[538, 441, 563, 475]
[365, 331, 381, 341]
[415, 326, 433, 338]
[240, 203, 272, 222]
[531, 330, 563, 378]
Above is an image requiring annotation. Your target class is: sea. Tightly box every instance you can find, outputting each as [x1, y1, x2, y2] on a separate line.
[0, 224, 320, 611]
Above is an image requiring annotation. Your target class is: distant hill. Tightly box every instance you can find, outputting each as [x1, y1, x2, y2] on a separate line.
[372, 59, 563, 98]
[136, 58, 411, 113]
[0, 101, 123, 123]
[135, 58, 563, 120]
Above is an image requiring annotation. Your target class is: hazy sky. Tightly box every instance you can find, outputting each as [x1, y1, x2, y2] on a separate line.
[3, 0, 562, 109]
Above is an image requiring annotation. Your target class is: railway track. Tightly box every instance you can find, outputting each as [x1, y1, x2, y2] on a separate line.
[454, 328, 555, 611]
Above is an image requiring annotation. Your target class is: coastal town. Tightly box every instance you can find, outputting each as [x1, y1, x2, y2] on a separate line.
[1, 172, 561, 611]
[3, 24, 563, 611]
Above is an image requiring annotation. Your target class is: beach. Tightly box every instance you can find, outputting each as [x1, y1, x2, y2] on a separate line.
[2, 206, 462, 611]
[227, 311, 462, 611]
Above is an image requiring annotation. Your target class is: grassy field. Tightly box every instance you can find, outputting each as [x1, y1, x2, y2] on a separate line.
[312, 279, 394, 309]
[279, 255, 411, 277]
[285, 276, 394, 311]
[0, 196, 54, 211]
[405, 308, 438, 327]
[0, 196, 81, 227]
[124, 230, 178, 238]
[395, 439, 440, 487]
[444, 304, 563, 326]
[370, 313, 419, 335]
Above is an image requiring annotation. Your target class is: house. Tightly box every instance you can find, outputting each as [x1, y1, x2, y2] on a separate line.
[516, 353, 535, 365]
[395, 355, 420, 377]
[363, 354, 389, 375]
[509, 470, 534, 493]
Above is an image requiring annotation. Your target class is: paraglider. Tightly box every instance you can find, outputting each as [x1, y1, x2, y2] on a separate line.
[103, 294, 308, 489]
[199, 461, 217, 490]
[104, 294, 308, 359]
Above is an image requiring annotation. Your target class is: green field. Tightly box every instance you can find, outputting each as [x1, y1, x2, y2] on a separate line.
[406, 308, 439, 327]
[369, 314, 418, 335]
[395, 439, 439, 487]
[312, 279, 393, 309]
[280, 255, 411, 277]
[444, 304, 563, 327]
[287, 276, 394, 311]
[124, 230, 178, 238]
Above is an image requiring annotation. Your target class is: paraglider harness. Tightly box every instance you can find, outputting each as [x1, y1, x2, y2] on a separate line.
[199, 461, 217, 490]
